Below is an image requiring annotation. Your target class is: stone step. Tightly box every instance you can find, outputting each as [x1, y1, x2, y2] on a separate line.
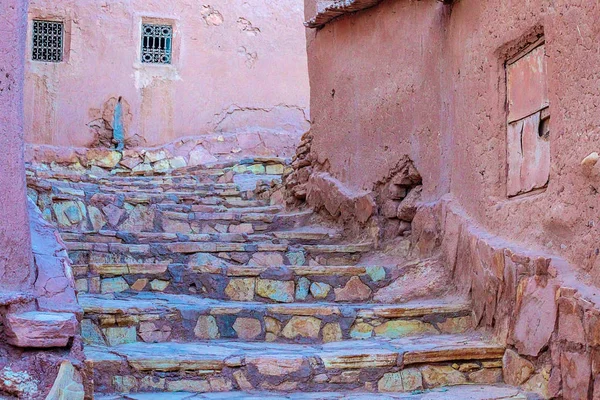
[79, 293, 473, 345]
[96, 385, 530, 399]
[67, 242, 373, 281]
[61, 227, 341, 245]
[155, 204, 284, 214]
[86, 334, 505, 394]
[29, 176, 240, 193]
[72, 261, 416, 303]
[158, 209, 315, 234]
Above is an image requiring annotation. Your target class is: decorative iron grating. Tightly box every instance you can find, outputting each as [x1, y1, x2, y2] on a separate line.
[141, 24, 173, 64]
[32, 20, 64, 62]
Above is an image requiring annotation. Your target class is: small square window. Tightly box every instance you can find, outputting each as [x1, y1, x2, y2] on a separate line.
[32, 20, 64, 62]
[141, 24, 173, 64]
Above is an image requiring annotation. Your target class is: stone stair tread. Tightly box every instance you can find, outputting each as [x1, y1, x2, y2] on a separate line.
[95, 385, 530, 399]
[78, 292, 472, 317]
[66, 241, 373, 254]
[62, 227, 341, 244]
[85, 333, 504, 371]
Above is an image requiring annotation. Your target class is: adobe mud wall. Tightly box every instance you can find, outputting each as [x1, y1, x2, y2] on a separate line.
[301, 0, 600, 398]
[0, 0, 35, 291]
[25, 0, 310, 149]
[304, 0, 600, 291]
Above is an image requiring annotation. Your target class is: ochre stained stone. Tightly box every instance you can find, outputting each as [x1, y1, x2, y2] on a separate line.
[503, 349, 535, 386]
[248, 356, 306, 376]
[233, 318, 262, 340]
[373, 320, 437, 339]
[350, 322, 374, 339]
[282, 316, 321, 339]
[420, 365, 467, 387]
[438, 316, 473, 334]
[225, 278, 256, 301]
[401, 368, 423, 391]
[150, 279, 170, 291]
[265, 317, 282, 335]
[468, 368, 503, 384]
[166, 380, 210, 392]
[194, 316, 220, 339]
[378, 372, 403, 392]
[233, 371, 254, 391]
[256, 279, 295, 303]
[335, 276, 372, 302]
[322, 323, 343, 343]
[131, 279, 149, 291]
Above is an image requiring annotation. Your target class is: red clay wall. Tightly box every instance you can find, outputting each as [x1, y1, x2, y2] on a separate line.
[305, 0, 600, 283]
[445, 0, 600, 284]
[0, 0, 35, 291]
[305, 0, 450, 201]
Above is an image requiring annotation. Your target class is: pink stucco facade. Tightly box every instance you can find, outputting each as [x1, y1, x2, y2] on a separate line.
[25, 0, 310, 149]
[0, 0, 34, 291]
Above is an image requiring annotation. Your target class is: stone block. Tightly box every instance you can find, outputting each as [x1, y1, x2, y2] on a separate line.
[5, 312, 78, 348]
[511, 277, 557, 357]
[225, 278, 255, 301]
[401, 368, 423, 391]
[46, 361, 84, 400]
[322, 323, 343, 343]
[233, 318, 262, 340]
[335, 276, 372, 302]
[503, 349, 535, 386]
[373, 320, 437, 339]
[295, 277, 311, 300]
[195, 316, 220, 339]
[256, 279, 295, 303]
[282, 316, 321, 339]
[378, 372, 403, 392]
[420, 365, 467, 387]
[101, 277, 129, 294]
[310, 281, 331, 299]
[103, 327, 137, 346]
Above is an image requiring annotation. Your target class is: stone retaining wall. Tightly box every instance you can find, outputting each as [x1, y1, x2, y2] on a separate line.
[413, 199, 600, 399]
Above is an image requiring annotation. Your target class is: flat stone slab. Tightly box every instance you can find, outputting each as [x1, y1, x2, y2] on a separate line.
[79, 292, 473, 344]
[6, 311, 78, 348]
[86, 333, 503, 372]
[96, 385, 528, 399]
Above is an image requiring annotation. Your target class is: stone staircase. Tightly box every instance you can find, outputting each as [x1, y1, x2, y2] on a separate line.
[26, 158, 534, 399]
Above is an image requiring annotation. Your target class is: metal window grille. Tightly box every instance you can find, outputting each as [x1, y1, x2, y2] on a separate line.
[32, 20, 64, 62]
[141, 24, 173, 64]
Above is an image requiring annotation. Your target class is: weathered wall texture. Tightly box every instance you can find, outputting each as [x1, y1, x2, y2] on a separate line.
[304, 0, 600, 292]
[0, 0, 35, 291]
[302, 1, 600, 398]
[25, 0, 310, 149]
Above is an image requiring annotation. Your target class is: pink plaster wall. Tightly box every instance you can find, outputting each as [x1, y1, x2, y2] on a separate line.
[306, 0, 600, 281]
[0, 0, 35, 291]
[305, 0, 450, 199]
[24, 0, 310, 148]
